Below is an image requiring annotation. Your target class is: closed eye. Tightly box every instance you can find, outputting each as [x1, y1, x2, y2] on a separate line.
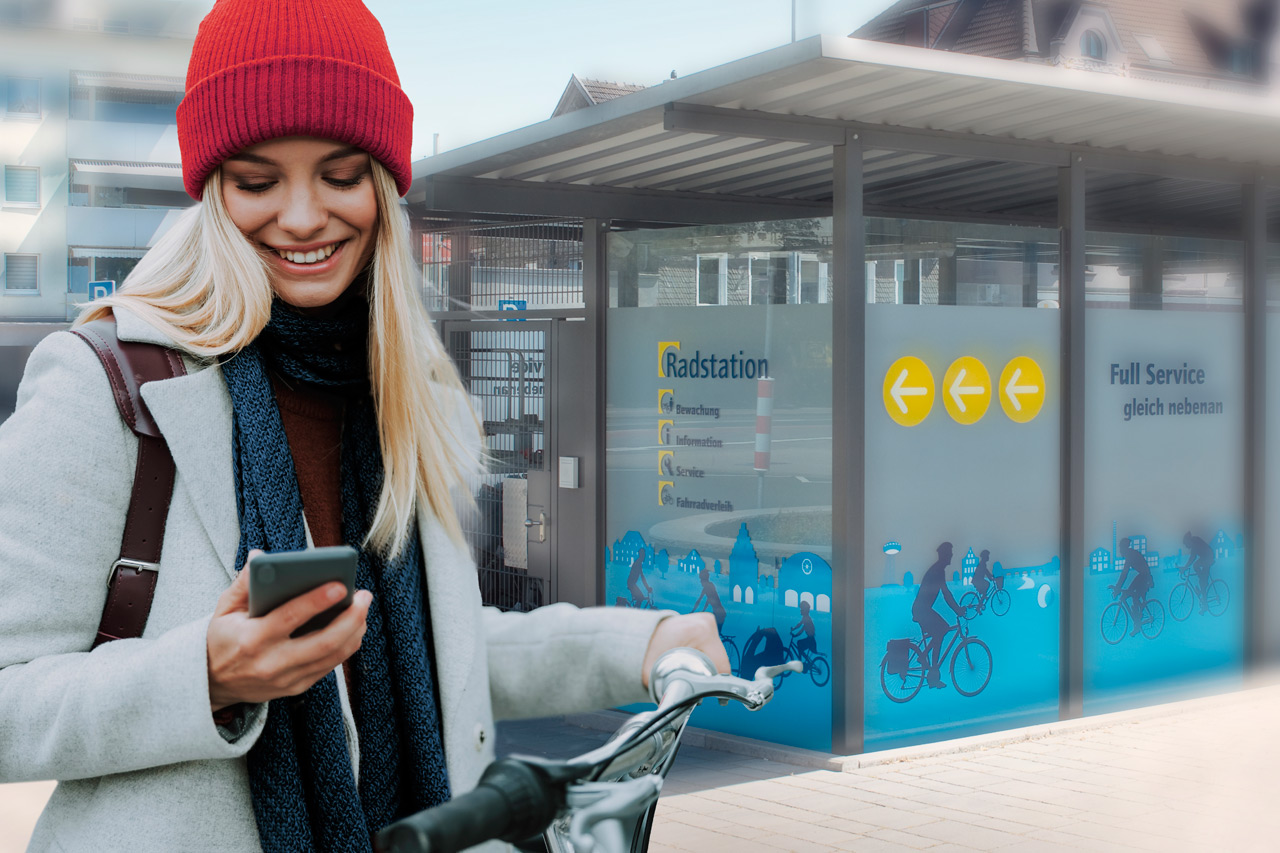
[326, 173, 366, 189]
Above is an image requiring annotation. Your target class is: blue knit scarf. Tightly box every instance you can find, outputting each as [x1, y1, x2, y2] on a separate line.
[221, 292, 451, 852]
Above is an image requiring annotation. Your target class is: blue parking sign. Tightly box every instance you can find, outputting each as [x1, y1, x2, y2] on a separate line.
[498, 299, 527, 320]
[89, 280, 116, 300]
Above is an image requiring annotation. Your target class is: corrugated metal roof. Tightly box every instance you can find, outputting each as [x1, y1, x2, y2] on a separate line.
[414, 36, 1280, 230]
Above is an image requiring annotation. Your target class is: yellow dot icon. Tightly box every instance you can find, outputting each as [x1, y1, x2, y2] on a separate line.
[942, 357, 992, 425]
[882, 356, 935, 427]
[999, 357, 1046, 423]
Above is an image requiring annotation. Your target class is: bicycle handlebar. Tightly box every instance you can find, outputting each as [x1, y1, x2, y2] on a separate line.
[375, 759, 561, 853]
[376, 649, 797, 853]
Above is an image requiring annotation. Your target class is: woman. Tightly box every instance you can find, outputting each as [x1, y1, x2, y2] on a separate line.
[0, 1, 725, 850]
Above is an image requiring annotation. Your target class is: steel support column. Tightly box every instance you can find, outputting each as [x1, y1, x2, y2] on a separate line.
[1059, 158, 1087, 720]
[832, 132, 866, 754]
[583, 218, 610, 606]
[1243, 184, 1268, 666]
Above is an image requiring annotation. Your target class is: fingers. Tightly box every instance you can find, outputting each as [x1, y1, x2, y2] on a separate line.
[272, 591, 371, 692]
[290, 590, 372, 662]
[267, 580, 353, 637]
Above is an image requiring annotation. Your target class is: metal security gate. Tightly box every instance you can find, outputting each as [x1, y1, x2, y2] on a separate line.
[420, 216, 586, 611]
[443, 319, 554, 611]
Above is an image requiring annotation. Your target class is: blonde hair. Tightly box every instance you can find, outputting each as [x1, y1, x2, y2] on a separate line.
[78, 162, 483, 554]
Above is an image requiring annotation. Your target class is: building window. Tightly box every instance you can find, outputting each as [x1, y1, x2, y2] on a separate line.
[696, 253, 727, 305]
[3, 254, 38, 293]
[4, 166, 39, 206]
[5, 77, 40, 117]
[749, 253, 789, 305]
[798, 255, 829, 304]
[1081, 30, 1107, 61]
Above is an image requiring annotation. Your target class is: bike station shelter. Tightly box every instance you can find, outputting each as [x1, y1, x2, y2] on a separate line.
[406, 36, 1280, 754]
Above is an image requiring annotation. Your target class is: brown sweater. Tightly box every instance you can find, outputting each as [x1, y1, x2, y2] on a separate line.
[270, 372, 345, 548]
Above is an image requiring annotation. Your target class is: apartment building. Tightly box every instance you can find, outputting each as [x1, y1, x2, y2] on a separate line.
[0, 0, 205, 416]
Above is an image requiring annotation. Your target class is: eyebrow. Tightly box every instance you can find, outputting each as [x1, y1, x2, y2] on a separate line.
[224, 145, 367, 167]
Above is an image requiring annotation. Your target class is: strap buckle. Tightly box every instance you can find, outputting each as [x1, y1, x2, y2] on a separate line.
[108, 558, 160, 586]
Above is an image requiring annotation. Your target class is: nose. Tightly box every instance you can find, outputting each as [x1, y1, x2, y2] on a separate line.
[276, 182, 327, 239]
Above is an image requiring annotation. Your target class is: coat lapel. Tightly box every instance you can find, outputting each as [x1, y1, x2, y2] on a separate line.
[115, 308, 240, 580]
[418, 511, 478, 723]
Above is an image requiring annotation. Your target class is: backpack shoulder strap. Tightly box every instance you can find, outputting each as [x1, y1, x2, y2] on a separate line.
[70, 316, 188, 648]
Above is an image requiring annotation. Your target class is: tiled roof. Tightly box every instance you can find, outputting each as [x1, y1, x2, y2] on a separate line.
[580, 78, 647, 105]
[952, 0, 1026, 60]
[854, 0, 936, 44]
[852, 0, 1269, 82]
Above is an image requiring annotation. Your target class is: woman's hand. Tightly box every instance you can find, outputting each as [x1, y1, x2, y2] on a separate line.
[639, 612, 731, 689]
[206, 550, 372, 711]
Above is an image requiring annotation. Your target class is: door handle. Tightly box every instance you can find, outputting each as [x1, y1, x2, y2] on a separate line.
[524, 512, 546, 543]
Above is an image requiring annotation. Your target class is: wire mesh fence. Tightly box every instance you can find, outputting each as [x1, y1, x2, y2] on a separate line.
[418, 216, 584, 314]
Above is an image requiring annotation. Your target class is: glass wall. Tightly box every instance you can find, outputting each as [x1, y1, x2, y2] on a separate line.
[864, 218, 1062, 750]
[606, 220, 834, 750]
[1082, 233, 1245, 713]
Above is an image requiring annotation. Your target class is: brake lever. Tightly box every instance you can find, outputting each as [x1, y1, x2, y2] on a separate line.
[564, 777, 664, 853]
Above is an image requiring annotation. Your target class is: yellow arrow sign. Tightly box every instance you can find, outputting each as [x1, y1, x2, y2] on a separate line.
[943, 357, 992, 425]
[883, 356, 935, 427]
[999, 357, 1046, 423]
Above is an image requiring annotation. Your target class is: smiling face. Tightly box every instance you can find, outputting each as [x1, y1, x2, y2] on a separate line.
[220, 136, 378, 311]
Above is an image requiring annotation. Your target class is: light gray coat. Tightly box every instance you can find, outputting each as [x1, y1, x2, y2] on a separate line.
[0, 307, 664, 852]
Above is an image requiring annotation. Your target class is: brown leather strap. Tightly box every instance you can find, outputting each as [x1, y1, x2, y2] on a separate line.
[71, 318, 187, 648]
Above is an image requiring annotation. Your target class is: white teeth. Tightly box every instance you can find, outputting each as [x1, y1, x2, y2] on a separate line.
[275, 241, 343, 264]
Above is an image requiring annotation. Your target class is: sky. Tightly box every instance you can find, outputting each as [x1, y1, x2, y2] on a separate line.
[366, 0, 892, 160]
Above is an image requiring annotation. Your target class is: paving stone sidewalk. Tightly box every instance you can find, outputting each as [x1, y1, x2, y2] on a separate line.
[4, 683, 1278, 851]
[502, 682, 1280, 853]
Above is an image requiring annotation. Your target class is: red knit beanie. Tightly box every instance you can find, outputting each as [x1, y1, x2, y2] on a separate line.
[177, 0, 413, 200]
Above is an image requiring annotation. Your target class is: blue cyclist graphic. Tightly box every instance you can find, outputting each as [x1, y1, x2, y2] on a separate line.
[1111, 537, 1154, 637]
[1179, 531, 1215, 615]
[691, 567, 727, 633]
[626, 553, 654, 608]
[912, 542, 965, 689]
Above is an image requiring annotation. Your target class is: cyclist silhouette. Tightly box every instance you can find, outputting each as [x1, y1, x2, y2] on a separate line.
[691, 567, 727, 633]
[912, 542, 964, 689]
[791, 600, 817, 661]
[1180, 531, 1215, 615]
[973, 549, 993, 599]
[1112, 537, 1154, 636]
[627, 553, 653, 607]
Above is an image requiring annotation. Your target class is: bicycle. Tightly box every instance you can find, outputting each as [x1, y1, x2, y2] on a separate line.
[774, 636, 830, 688]
[879, 617, 993, 703]
[959, 577, 1010, 620]
[1168, 568, 1230, 621]
[375, 649, 802, 853]
[1101, 585, 1164, 644]
[616, 588, 655, 610]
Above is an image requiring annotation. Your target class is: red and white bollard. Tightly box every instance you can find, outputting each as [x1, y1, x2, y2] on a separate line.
[754, 377, 773, 472]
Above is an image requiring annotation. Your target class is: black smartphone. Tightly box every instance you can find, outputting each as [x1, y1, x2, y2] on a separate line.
[247, 545, 359, 637]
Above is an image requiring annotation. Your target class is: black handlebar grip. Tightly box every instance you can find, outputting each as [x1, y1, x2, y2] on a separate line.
[375, 758, 560, 853]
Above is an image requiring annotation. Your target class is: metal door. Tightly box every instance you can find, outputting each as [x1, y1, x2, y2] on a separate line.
[441, 318, 555, 610]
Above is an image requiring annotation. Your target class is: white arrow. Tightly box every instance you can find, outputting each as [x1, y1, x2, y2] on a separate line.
[890, 369, 928, 414]
[1004, 368, 1039, 413]
[949, 368, 985, 413]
